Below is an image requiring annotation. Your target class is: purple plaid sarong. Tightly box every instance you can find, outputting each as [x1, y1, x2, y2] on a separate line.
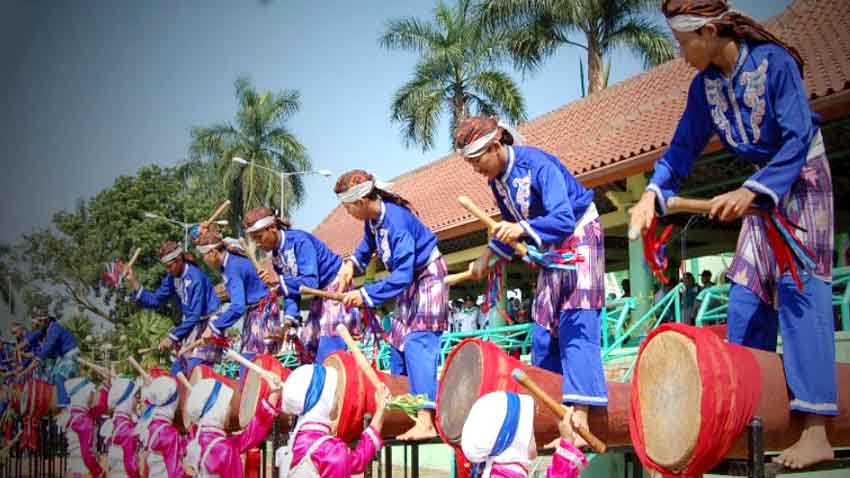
[533, 214, 606, 332]
[299, 282, 362, 358]
[240, 295, 284, 356]
[184, 315, 222, 364]
[727, 142, 833, 306]
[389, 254, 449, 350]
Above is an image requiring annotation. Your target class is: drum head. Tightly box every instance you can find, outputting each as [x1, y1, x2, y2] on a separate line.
[437, 341, 482, 444]
[637, 330, 702, 471]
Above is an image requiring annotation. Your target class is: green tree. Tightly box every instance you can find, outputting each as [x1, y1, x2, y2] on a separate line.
[61, 313, 94, 352]
[478, 0, 675, 95]
[0, 164, 225, 326]
[380, 0, 527, 151]
[190, 77, 310, 221]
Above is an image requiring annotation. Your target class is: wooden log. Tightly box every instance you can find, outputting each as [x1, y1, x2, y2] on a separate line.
[436, 339, 630, 448]
[512, 369, 606, 453]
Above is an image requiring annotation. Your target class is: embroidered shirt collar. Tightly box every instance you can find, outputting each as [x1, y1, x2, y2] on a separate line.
[274, 228, 286, 257]
[180, 263, 189, 279]
[712, 41, 749, 81]
[222, 252, 230, 270]
[499, 146, 515, 182]
[369, 200, 387, 234]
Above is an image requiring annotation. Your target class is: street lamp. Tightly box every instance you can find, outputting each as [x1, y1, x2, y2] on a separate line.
[143, 212, 228, 250]
[232, 157, 332, 216]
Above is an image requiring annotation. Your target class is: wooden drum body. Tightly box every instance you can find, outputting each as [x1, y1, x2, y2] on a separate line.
[239, 354, 290, 428]
[23, 379, 58, 419]
[324, 351, 411, 441]
[436, 338, 631, 447]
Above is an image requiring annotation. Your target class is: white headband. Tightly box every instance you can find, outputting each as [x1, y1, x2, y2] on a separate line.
[245, 215, 277, 233]
[667, 9, 738, 32]
[195, 243, 221, 255]
[160, 247, 183, 264]
[336, 178, 394, 204]
[458, 121, 526, 158]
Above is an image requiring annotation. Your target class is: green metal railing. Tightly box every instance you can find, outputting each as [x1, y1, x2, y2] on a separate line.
[832, 266, 850, 331]
[602, 298, 636, 351]
[694, 284, 731, 326]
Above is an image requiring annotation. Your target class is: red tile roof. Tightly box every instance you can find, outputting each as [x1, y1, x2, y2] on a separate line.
[314, 0, 850, 256]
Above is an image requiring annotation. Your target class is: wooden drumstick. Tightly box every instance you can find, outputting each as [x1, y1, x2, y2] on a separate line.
[239, 238, 276, 292]
[176, 372, 192, 391]
[511, 369, 607, 454]
[128, 357, 152, 384]
[335, 324, 386, 393]
[222, 349, 283, 390]
[78, 357, 110, 380]
[178, 338, 206, 357]
[666, 196, 759, 216]
[203, 200, 231, 227]
[120, 248, 142, 280]
[299, 285, 345, 302]
[137, 347, 155, 355]
[458, 196, 528, 257]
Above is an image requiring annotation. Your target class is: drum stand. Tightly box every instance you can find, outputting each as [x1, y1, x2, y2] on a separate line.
[708, 417, 850, 478]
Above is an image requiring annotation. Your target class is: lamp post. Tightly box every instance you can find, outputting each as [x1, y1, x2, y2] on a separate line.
[142, 213, 228, 250]
[232, 157, 332, 216]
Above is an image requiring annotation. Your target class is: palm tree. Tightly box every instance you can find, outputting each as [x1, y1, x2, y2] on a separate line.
[381, 0, 527, 151]
[478, 0, 676, 95]
[189, 77, 309, 221]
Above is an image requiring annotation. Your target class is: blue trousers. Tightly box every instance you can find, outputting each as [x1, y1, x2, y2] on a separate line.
[315, 336, 348, 364]
[171, 357, 207, 379]
[389, 331, 441, 409]
[531, 309, 608, 407]
[727, 275, 837, 416]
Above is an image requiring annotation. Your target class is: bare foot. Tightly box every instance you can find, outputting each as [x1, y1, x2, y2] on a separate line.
[772, 414, 834, 469]
[397, 409, 438, 441]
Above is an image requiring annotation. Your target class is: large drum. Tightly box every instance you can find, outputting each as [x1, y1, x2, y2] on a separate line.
[324, 351, 411, 442]
[436, 338, 631, 448]
[188, 365, 240, 432]
[631, 324, 850, 475]
[239, 354, 290, 428]
[22, 379, 58, 420]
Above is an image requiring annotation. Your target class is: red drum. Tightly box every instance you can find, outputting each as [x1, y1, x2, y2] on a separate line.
[323, 351, 410, 442]
[23, 379, 58, 420]
[239, 354, 289, 429]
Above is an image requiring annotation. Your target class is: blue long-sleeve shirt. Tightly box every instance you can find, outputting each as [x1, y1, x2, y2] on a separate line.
[210, 252, 269, 334]
[648, 41, 820, 211]
[34, 320, 78, 361]
[271, 228, 343, 321]
[349, 201, 440, 307]
[487, 145, 594, 260]
[134, 262, 221, 342]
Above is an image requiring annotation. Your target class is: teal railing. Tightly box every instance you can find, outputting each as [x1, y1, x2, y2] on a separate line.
[694, 284, 731, 326]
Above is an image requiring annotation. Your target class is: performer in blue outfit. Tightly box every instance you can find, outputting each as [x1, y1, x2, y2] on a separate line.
[242, 206, 360, 364]
[454, 116, 608, 446]
[17, 308, 80, 407]
[193, 227, 281, 375]
[126, 240, 222, 377]
[630, 0, 835, 469]
[334, 169, 449, 441]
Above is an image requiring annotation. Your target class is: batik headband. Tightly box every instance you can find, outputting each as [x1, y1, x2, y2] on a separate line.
[160, 247, 183, 264]
[245, 215, 277, 233]
[667, 9, 739, 32]
[457, 121, 525, 158]
[336, 178, 394, 203]
[195, 242, 221, 255]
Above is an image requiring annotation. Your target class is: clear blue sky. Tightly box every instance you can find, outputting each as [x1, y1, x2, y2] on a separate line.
[0, 0, 790, 246]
